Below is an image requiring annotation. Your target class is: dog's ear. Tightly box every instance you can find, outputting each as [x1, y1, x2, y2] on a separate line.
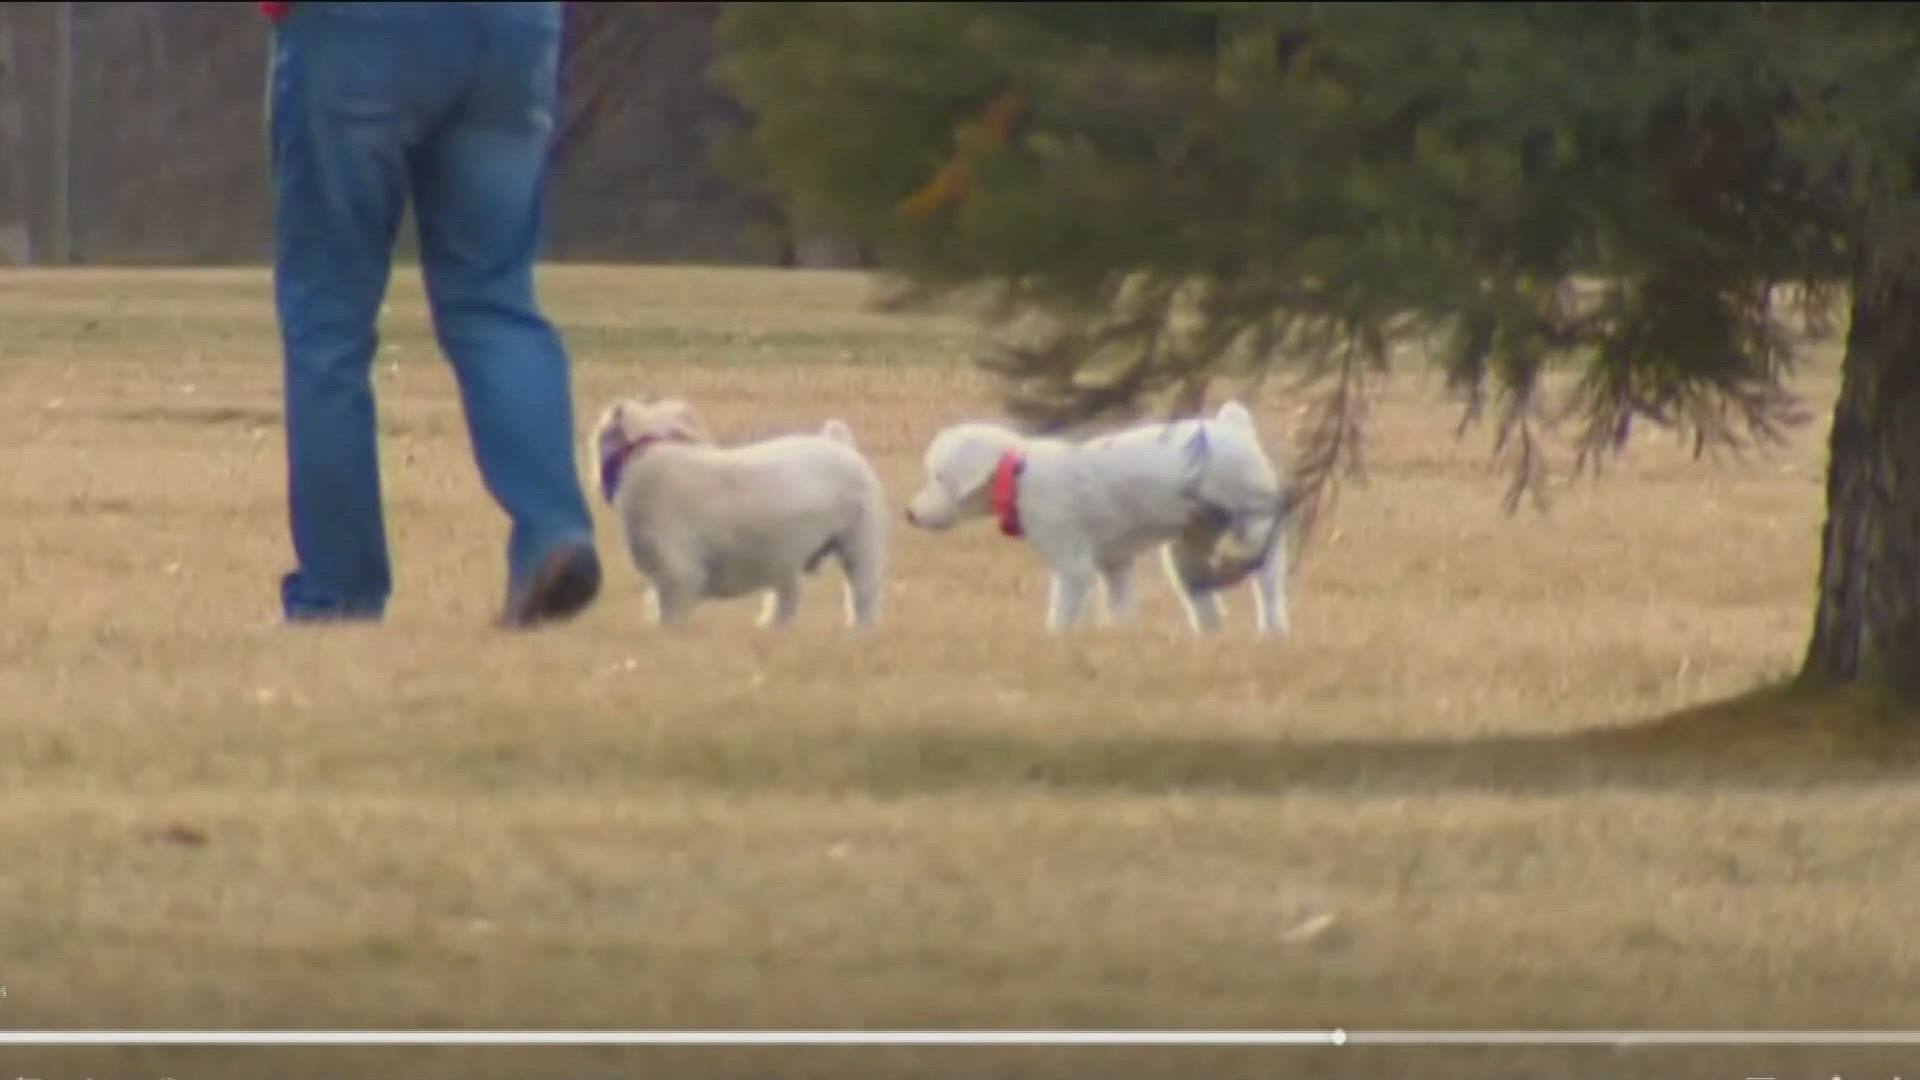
[595, 400, 630, 438]
[586, 402, 631, 481]
[1181, 426, 1213, 486]
[946, 428, 1017, 502]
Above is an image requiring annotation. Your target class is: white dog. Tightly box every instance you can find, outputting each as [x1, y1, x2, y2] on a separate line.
[905, 400, 1294, 635]
[589, 396, 888, 628]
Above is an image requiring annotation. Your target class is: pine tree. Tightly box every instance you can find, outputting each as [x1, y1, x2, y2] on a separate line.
[719, 1, 1920, 690]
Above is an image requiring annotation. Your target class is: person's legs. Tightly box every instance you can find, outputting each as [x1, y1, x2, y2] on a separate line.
[407, 2, 598, 625]
[268, 4, 454, 620]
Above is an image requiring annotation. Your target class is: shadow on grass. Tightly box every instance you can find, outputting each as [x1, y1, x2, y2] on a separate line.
[101, 404, 281, 427]
[620, 685, 1920, 797]
[89, 404, 428, 438]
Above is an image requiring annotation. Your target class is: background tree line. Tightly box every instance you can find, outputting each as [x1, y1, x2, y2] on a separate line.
[0, 1, 846, 267]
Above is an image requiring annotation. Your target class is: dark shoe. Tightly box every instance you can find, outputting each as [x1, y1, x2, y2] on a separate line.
[280, 572, 387, 624]
[280, 611, 383, 627]
[500, 542, 601, 629]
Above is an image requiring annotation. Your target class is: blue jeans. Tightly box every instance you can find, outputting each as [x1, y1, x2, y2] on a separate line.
[268, 1, 594, 620]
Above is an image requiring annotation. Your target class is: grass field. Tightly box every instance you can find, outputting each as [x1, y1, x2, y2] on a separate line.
[5, 265, 1920, 1079]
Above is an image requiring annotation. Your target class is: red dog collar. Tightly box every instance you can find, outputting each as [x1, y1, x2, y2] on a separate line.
[989, 450, 1026, 538]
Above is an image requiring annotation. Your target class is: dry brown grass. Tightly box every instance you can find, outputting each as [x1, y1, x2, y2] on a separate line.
[3, 265, 1919, 1079]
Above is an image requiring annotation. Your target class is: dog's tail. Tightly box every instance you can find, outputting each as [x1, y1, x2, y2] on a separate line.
[1181, 401, 1258, 485]
[1190, 485, 1304, 594]
[820, 418, 858, 447]
[1214, 399, 1256, 431]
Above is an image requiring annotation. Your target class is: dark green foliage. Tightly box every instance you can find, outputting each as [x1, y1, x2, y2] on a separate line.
[718, 3, 1918, 515]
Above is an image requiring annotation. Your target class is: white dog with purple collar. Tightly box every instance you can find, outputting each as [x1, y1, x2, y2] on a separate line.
[589, 396, 889, 629]
[904, 401, 1294, 635]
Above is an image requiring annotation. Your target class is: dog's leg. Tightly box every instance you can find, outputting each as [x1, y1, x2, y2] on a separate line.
[651, 577, 701, 628]
[759, 579, 803, 629]
[1250, 529, 1290, 636]
[1161, 541, 1226, 634]
[643, 544, 707, 628]
[836, 512, 887, 629]
[1047, 567, 1098, 632]
[1100, 558, 1137, 624]
[843, 574, 883, 629]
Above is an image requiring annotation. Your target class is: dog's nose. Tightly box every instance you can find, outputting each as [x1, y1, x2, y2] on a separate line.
[904, 508, 918, 525]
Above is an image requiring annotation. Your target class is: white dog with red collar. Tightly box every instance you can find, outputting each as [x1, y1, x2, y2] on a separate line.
[589, 396, 889, 629]
[904, 400, 1293, 635]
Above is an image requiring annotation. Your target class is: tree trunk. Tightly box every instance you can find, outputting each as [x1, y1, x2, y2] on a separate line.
[1800, 257, 1920, 690]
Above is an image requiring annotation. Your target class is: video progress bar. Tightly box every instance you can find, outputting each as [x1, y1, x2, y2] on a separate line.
[1, 1031, 1919, 1046]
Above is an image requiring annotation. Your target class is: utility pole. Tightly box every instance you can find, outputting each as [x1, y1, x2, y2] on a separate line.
[0, 6, 32, 265]
[50, 0, 73, 265]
